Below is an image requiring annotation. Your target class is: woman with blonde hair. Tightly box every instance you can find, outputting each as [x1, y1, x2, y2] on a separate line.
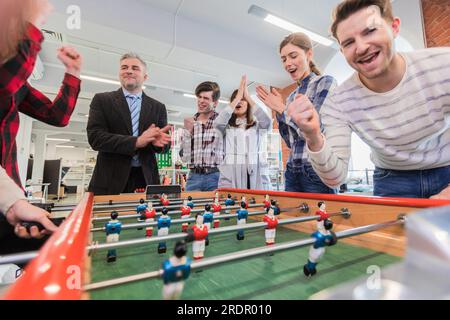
[0, 0, 82, 248]
[256, 32, 337, 193]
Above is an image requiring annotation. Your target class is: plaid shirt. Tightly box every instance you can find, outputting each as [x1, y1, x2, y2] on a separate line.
[180, 111, 224, 168]
[276, 73, 336, 170]
[0, 24, 81, 187]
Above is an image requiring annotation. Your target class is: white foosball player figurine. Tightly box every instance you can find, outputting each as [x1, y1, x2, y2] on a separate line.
[0, 264, 22, 285]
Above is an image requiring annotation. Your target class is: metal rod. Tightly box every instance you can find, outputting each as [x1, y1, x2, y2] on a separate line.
[77, 196, 218, 207]
[91, 203, 264, 222]
[53, 198, 221, 213]
[0, 210, 348, 266]
[91, 204, 234, 222]
[88, 215, 335, 251]
[92, 199, 220, 212]
[0, 251, 39, 266]
[91, 209, 348, 233]
[91, 210, 267, 232]
[84, 217, 404, 291]
[52, 196, 216, 210]
[93, 196, 214, 207]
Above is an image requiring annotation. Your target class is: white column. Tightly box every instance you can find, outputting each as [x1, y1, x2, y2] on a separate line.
[32, 132, 47, 185]
[46, 142, 57, 159]
[16, 114, 34, 186]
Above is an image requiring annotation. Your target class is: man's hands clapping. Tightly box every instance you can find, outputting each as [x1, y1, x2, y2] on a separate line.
[136, 124, 171, 149]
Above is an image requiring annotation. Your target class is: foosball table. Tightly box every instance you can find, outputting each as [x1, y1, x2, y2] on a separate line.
[2, 188, 450, 300]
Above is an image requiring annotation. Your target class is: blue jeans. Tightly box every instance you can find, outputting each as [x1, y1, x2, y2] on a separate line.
[185, 172, 220, 191]
[285, 164, 336, 194]
[373, 166, 450, 198]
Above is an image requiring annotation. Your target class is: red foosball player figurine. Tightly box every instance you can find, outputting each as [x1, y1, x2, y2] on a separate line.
[144, 201, 156, 237]
[136, 199, 156, 236]
[160, 193, 170, 206]
[263, 206, 279, 245]
[316, 201, 329, 231]
[263, 194, 271, 209]
[161, 240, 192, 300]
[181, 199, 192, 232]
[212, 194, 222, 228]
[191, 214, 208, 260]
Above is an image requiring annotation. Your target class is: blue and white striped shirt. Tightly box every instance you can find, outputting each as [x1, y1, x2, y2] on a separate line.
[308, 48, 450, 188]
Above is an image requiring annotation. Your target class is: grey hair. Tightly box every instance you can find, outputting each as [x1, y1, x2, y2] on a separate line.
[120, 52, 147, 70]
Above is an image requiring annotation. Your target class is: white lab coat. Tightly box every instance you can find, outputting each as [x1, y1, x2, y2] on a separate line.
[214, 104, 272, 190]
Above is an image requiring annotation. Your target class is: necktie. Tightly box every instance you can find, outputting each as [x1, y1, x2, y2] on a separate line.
[127, 95, 140, 137]
[127, 95, 140, 165]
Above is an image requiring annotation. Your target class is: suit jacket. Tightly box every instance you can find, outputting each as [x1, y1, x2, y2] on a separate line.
[87, 88, 168, 195]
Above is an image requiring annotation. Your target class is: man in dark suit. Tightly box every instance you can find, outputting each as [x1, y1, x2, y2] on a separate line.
[87, 53, 171, 195]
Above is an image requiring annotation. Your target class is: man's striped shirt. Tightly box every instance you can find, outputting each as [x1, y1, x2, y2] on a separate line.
[307, 48, 450, 187]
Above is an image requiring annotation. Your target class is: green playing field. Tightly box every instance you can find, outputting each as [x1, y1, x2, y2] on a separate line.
[88, 214, 401, 300]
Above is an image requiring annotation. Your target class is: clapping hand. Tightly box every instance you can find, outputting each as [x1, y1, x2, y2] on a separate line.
[255, 85, 284, 114]
[231, 75, 256, 109]
[152, 125, 172, 148]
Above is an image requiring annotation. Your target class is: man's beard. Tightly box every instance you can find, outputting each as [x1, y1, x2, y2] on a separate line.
[121, 78, 141, 91]
[125, 82, 140, 91]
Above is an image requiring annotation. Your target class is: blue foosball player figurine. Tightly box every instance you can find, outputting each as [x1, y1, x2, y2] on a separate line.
[202, 204, 214, 246]
[157, 208, 171, 254]
[161, 240, 192, 300]
[105, 211, 122, 263]
[271, 200, 281, 216]
[303, 219, 338, 277]
[224, 194, 235, 220]
[136, 199, 148, 232]
[225, 194, 235, 206]
[236, 201, 248, 241]
[186, 196, 195, 209]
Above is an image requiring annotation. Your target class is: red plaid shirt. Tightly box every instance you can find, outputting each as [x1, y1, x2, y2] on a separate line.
[0, 24, 81, 187]
[180, 111, 224, 168]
